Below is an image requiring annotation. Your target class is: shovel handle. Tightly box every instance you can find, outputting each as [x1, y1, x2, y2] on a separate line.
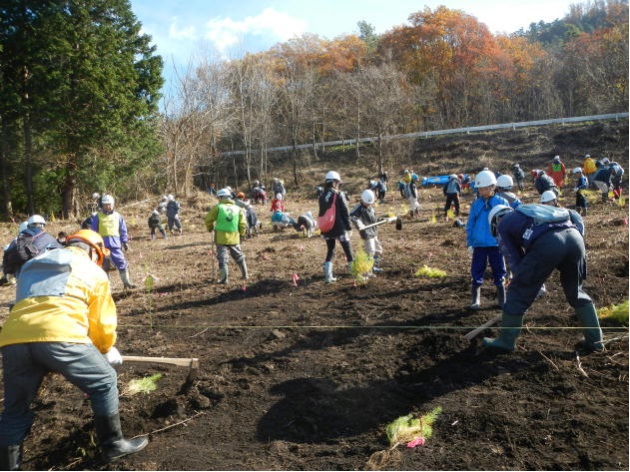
[122, 355, 199, 369]
[464, 314, 502, 341]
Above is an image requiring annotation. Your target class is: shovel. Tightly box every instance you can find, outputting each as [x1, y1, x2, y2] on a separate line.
[359, 216, 403, 231]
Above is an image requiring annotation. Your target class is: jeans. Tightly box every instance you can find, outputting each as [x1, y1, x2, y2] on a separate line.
[0, 342, 119, 446]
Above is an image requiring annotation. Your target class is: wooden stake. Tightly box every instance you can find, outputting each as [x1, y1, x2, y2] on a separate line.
[122, 355, 199, 369]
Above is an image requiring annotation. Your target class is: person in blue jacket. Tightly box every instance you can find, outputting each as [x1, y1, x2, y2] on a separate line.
[466, 170, 509, 310]
[483, 204, 603, 353]
[571, 168, 589, 215]
[91, 195, 136, 289]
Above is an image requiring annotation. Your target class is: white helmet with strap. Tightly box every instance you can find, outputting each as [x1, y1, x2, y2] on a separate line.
[361, 189, 376, 204]
[217, 188, 232, 198]
[325, 171, 341, 182]
[475, 170, 497, 188]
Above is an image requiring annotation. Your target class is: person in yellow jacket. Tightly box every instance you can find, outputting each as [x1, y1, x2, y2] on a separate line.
[0, 230, 147, 470]
[204, 188, 248, 284]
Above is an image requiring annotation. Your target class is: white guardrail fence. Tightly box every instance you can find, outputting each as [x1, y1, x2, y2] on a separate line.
[220, 112, 629, 157]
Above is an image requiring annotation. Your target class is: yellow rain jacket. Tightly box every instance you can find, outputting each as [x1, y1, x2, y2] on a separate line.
[204, 199, 247, 245]
[0, 246, 117, 353]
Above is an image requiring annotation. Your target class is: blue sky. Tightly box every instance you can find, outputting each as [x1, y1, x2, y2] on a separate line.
[129, 0, 578, 94]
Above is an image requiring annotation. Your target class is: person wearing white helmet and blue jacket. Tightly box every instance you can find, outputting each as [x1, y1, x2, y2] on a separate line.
[2, 215, 63, 279]
[571, 168, 589, 215]
[466, 170, 509, 310]
[90, 195, 136, 289]
[318, 171, 353, 283]
[483, 202, 602, 353]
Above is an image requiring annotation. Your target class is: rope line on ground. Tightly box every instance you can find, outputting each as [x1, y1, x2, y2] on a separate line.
[117, 323, 628, 331]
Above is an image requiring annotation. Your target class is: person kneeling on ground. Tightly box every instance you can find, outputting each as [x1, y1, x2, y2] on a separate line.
[0, 230, 148, 470]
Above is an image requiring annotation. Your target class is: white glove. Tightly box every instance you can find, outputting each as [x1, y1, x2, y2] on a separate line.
[467, 246, 474, 255]
[104, 347, 123, 366]
[355, 220, 365, 230]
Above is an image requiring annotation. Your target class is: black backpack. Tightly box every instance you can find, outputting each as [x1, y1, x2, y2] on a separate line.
[2, 232, 45, 275]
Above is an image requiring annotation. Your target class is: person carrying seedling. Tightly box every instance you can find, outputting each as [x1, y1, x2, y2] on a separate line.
[495, 175, 522, 209]
[401, 170, 420, 218]
[484, 204, 603, 353]
[204, 188, 248, 284]
[148, 210, 167, 240]
[571, 168, 589, 215]
[350, 189, 384, 276]
[318, 171, 353, 283]
[466, 170, 509, 310]
[90, 195, 136, 289]
[443, 174, 461, 218]
[0, 230, 148, 470]
[165, 194, 182, 235]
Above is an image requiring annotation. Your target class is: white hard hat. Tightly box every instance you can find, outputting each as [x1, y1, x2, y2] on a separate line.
[92, 192, 100, 200]
[540, 190, 557, 203]
[488, 205, 513, 237]
[275, 193, 283, 200]
[361, 189, 376, 205]
[474, 170, 497, 189]
[449, 174, 458, 180]
[217, 188, 232, 198]
[553, 155, 561, 162]
[101, 194, 115, 205]
[496, 175, 513, 189]
[325, 171, 341, 182]
[167, 194, 174, 201]
[18, 221, 28, 233]
[27, 214, 46, 226]
[601, 157, 610, 165]
[572, 167, 583, 174]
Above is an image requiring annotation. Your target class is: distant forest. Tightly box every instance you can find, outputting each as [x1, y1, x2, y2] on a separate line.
[1, 0, 628, 217]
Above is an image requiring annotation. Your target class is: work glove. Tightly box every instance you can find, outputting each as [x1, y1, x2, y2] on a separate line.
[467, 246, 474, 256]
[104, 347, 123, 366]
[355, 220, 365, 231]
[122, 242, 129, 251]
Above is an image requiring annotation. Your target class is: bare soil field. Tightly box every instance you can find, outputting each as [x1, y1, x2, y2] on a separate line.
[0, 121, 628, 471]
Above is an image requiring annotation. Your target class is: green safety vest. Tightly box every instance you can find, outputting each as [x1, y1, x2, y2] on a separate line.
[215, 203, 240, 233]
[97, 212, 120, 237]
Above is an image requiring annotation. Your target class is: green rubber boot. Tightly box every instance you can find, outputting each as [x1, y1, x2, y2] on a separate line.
[575, 304, 604, 352]
[482, 313, 523, 352]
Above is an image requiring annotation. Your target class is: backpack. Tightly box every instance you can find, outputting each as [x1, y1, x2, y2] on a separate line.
[2, 232, 45, 275]
[516, 204, 584, 236]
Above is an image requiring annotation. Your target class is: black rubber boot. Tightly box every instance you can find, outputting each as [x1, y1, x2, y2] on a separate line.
[95, 413, 148, 463]
[0, 445, 22, 471]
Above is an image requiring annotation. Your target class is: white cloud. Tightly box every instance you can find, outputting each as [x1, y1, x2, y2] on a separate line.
[168, 17, 197, 40]
[204, 7, 307, 53]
